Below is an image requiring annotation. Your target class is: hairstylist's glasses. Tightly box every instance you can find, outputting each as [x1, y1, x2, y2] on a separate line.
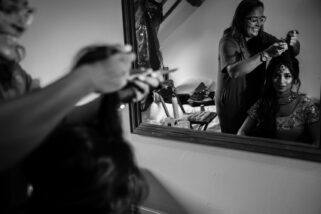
[246, 15, 267, 24]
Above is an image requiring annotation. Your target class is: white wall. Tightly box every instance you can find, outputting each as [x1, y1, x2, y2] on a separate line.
[22, 0, 124, 86]
[161, 0, 321, 98]
[124, 123, 321, 214]
[21, 1, 321, 214]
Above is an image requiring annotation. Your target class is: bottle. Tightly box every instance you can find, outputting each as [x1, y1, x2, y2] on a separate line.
[171, 95, 179, 119]
[200, 104, 205, 112]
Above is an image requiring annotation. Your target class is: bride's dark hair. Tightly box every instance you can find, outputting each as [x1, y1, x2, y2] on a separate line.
[23, 92, 148, 214]
[249, 51, 301, 138]
[23, 125, 148, 214]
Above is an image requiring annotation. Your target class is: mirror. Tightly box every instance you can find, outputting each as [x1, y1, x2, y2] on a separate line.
[122, 0, 321, 162]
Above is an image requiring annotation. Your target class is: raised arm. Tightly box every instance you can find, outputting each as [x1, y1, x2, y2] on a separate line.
[286, 30, 300, 56]
[237, 116, 258, 136]
[0, 45, 135, 172]
[64, 68, 163, 126]
[220, 38, 288, 78]
[219, 38, 262, 78]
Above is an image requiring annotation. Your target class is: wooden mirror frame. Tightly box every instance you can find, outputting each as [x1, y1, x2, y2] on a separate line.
[121, 0, 321, 162]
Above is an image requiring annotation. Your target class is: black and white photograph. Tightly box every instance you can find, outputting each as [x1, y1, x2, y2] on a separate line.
[0, 0, 320, 213]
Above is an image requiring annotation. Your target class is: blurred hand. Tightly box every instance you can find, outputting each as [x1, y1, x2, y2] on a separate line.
[286, 30, 300, 55]
[76, 44, 136, 93]
[265, 41, 288, 58]
[128, 68, 164, 101]
[286, 30, 300, 49]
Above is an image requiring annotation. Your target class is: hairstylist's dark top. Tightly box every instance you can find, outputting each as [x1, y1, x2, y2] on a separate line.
[217, 30, 278, 134]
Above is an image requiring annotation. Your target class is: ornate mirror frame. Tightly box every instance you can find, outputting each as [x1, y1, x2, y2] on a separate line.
[121, 0, 321, 162]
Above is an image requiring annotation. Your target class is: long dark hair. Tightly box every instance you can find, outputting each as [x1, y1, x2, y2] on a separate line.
[224, 0, 264, 47]
[0, 57, 15, 90]
[23, 44, 149, 213]
[23, 126, 148, 214]
[254, 52, 301, 137]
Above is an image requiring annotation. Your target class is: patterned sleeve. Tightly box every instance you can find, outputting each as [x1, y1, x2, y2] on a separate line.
[247, 99, 263, 121]
[303, 97, 319, 124]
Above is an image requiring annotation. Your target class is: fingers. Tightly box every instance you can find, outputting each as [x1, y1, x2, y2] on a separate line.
[129, 68, 164, 84]
[130, 79, 151, 102]
[278, 42, 288, 50]
[127, 69, 164, 102]
[131, 72, 163, 94]
[266, 42, 288, 58]
[136, 70, 164, 87]
[277, 42, 288, 54]
[132, 79, 150, 93]
[141, 75, 162, 88]
[88, 46, 136, 93]
[150, 70, 165, 83]
[287, 30, 299, 47]
[289, 36, 299, 46]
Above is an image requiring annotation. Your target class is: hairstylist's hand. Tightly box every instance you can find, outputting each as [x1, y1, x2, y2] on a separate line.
[77, 44, 136, 93]
[264, 41, 288, 58]
[128, 68, 164, 101]
[286, 30, 300, 50]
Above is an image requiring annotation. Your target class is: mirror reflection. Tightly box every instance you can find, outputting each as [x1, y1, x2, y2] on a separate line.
[134, 0, 320, 144]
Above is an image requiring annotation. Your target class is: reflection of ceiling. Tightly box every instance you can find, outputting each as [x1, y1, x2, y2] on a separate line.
[185, 0, 205, 7]
[159, 0, 204, 43]
[162, 0, 204, 14]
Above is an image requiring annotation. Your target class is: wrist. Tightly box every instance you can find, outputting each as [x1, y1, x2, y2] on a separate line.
[259, 51, 270, 62]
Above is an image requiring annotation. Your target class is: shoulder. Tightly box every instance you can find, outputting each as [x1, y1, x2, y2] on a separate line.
[220, 34, 238, 46]
[297, 94, 319, 121]
[298, 93, 317, 106]
[219, 35, 240, 53]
